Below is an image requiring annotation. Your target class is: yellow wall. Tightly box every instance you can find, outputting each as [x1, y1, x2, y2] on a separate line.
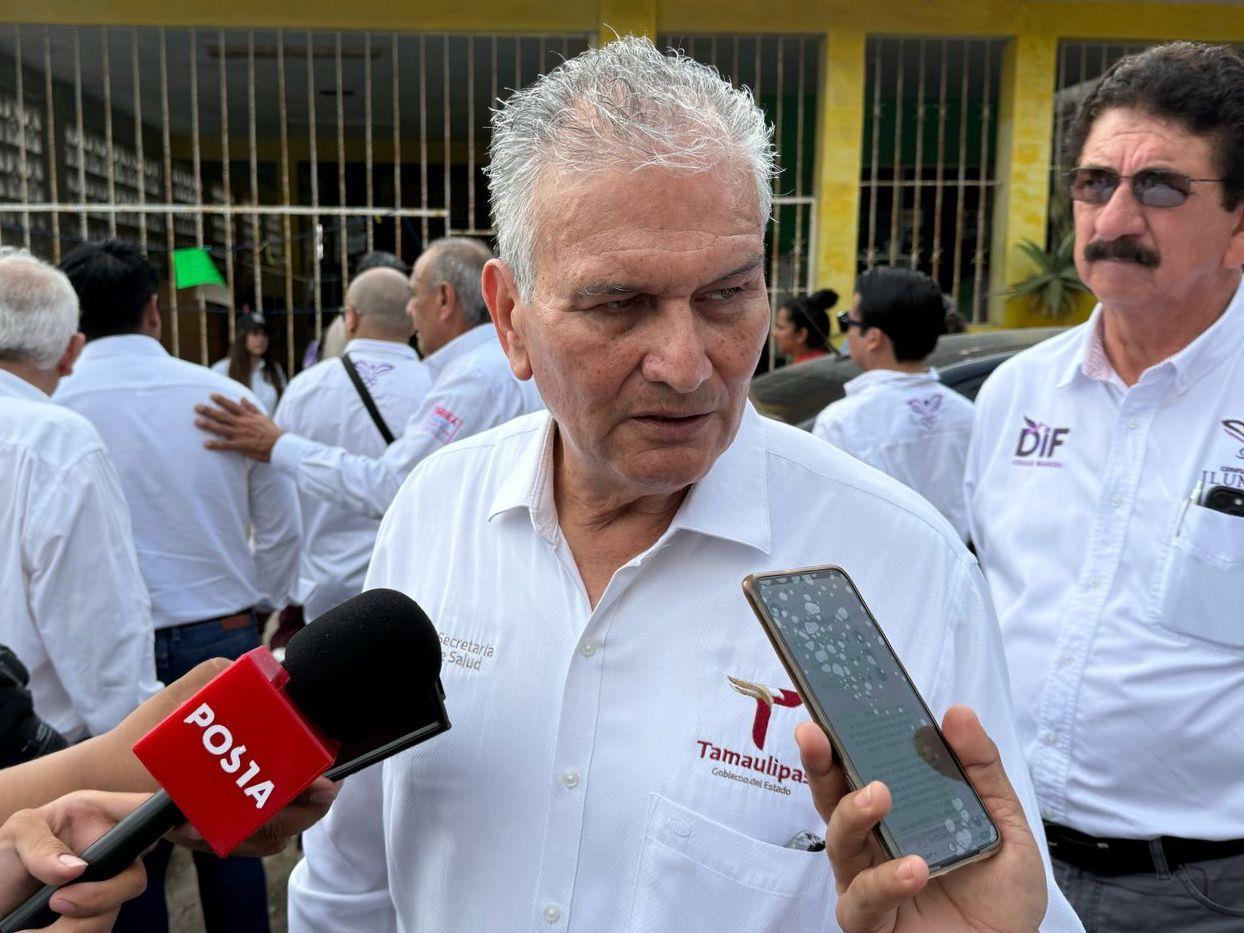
[16, 0, 1244, 327]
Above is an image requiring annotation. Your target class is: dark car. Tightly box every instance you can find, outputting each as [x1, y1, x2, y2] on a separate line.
[751, 327, 1065, 429]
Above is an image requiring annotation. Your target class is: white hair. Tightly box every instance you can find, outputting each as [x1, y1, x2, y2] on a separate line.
[423, 237, 494, 327]
[486, 35, 776, 299]
[0, 248, 80, 369]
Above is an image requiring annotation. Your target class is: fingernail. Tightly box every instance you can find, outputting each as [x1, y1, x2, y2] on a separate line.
[898, 859, 914, 880]
[57, 853, 87, 869]
[855, 784, 873, 809]
[50, 894, 77, 914]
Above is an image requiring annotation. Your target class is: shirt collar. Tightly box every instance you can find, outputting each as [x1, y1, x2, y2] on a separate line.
[79, 333, 169, 363]
[344, 337, 418, 361]
[1059, 278, 1244, 393]
[488, 403, 772, 555]
[424, 324, 494, 376]
[843, 367, 939, 396]
[0, 367, 48, 402]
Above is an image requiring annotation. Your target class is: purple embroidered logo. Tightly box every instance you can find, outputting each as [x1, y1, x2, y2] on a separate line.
[353, 361, 393, 389]
[1224, 420, 1244, 460]
[907, 395, 943, 429]
[1012, 416, 1070, 468]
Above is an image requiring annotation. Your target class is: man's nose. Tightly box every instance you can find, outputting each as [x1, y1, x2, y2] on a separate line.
[1091, 181, 1148, 242]
[642, 303, 713, 394]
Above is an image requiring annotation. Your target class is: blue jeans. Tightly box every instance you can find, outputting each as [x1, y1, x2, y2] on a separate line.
[114, 615, 271, 933]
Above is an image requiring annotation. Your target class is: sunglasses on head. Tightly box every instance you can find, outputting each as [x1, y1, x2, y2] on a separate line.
[1068, 167, 1224, 209]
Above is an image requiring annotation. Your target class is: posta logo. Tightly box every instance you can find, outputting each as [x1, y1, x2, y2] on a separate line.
[1013, 416, 1070, 467]
[727, 676, 803, 750]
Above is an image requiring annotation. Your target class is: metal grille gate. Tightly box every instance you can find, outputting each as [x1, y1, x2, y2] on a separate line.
[0, 26, 591, 370]
[857, 36, 1005, 322]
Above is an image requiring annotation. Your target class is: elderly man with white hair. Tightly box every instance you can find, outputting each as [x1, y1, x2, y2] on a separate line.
[288, 39, 1080, 933]
[0, 248, 159, 743]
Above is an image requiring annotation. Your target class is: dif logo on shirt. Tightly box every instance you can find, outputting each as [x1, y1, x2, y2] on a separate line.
[1012, 416, 1070, 468]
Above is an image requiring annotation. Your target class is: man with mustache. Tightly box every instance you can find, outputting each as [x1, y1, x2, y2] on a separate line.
[964, 42, 1244, 930]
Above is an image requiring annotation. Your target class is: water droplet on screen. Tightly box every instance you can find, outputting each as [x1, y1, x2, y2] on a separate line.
[822, 664, 834, 673]
[955, 829, 973, 849]
[814, 650, 828, 663]
[832, 664, 845, 677]
[778, 591, 789, 601]
[952, 798, 964, 810]
[804, 621, 820, 635]
[944, 819, 956, 833]
[836, 607, 849, 621]
[804, 601, 820, 615]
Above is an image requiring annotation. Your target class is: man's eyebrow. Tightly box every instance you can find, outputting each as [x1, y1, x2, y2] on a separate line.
[572, 256, 765, 299]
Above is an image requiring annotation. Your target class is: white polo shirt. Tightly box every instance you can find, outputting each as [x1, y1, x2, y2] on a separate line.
[0, 369, 160, 740]
[965, 278, 1244, 840]
[271, 324, 544, 520]
[274, 338, 432, 620]
[56, 335, 302, 628]
[811, 369, 975, 540]
[288, 406, 1080, 932]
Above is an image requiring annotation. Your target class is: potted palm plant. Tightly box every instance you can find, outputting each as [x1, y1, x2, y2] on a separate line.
[1006, 232, 1087, 319]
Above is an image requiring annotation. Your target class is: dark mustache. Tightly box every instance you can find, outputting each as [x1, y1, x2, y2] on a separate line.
[1084, 238, 1160, 268]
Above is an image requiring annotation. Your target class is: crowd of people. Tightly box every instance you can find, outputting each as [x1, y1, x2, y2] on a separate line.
[0, 34, 1241, 933]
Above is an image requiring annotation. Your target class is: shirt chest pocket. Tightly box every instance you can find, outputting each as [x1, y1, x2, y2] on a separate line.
[1148, 503, 1244, 651]
[626, 794, 834, 933]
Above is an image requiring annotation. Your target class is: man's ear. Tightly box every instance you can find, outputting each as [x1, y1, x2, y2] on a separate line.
[144, 293, 162, 341]
[437, 282, 455, 322]
[482, 259, 533, 381]
[344, 305, 360, 335]
[57, 332, 86, 378]
[1224, 204, 1244, 271]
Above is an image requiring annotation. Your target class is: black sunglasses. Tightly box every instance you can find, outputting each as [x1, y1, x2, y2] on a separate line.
[1068, 167, 1224, 209]
[836, 311, 870, 336]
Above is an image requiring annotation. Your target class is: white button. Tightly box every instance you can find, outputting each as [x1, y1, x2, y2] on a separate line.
[1060, 653, 1074, 667]
[1111, 496, 1124, 510]
[543, 904, 562, 924]
[1087, 576, 1101, 590]
[580, 640, 597, 657]
[561, 769, 580, 789]
[1127, 418, 1140, 429]
[669, 817, 691, 837]
[1042, 731, 1058, 746]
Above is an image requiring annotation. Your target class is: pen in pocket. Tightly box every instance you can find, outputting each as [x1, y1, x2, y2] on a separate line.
[1175, 480, 1204, 536]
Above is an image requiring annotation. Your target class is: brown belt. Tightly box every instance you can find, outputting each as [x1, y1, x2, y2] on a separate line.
[218, 611, 253, 631]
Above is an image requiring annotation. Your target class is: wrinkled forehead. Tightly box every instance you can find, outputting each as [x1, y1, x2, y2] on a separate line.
[527, 159, 767, 298]
[1078, 106, 1220, 174]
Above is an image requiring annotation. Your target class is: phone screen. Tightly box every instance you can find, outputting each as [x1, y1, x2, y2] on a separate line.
[750, 568, 998, 871]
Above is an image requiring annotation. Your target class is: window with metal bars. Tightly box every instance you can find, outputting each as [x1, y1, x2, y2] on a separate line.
[657, 34, 821, 373]
[857, 36, 1005, 323]
[0, 26, 591, 369]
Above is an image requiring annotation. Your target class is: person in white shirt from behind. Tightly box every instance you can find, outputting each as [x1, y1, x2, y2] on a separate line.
[812, 267, 975, 540]
[194, 236, 545, 519]
[0, 249, 159, 743]
[287, 38, 1079, 933]
[54, 238, 301, 933]
[965, 42, 1244, 931]
[275, 267, 432, 621]
[211, 310, 287, 414]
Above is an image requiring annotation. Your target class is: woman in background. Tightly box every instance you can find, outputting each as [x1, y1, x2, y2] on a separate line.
[771, 288, 839, 364]
[212, 310, 287, 413]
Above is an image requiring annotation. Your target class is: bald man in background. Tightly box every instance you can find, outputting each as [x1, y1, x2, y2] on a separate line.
[273, 267, 433, 622]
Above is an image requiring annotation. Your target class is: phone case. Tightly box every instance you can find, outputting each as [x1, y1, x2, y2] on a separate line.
[742, 564, 1001, 878]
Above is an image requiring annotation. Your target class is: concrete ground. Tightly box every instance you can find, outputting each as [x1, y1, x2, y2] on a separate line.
[165, 840, 301, 933]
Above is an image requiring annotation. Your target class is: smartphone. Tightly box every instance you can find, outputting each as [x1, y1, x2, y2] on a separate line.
[743, 565, 1000, 876]
[1202, 485, 1244, 518]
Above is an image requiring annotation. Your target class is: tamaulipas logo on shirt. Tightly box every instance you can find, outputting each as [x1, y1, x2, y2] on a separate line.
[1012, 415, 1070, 468]
[693, 677, 809, 795]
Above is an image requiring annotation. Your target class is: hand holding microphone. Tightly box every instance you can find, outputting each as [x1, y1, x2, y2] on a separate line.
[1, 588, 447, 931]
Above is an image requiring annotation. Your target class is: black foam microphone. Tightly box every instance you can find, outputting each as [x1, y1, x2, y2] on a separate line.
[1, 588, 448, 932]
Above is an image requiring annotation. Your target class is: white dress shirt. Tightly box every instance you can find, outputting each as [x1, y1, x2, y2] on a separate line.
[274, 338, 433, 620]
[211, 356, 286, 414]
[288, 405, 1080, 932]
[0, 369, 160, 740]
[965, 278, 1244, 840]
[271, 324, 544, 519]
[56, 335, 302, 628]
[812, 369, 974, 541]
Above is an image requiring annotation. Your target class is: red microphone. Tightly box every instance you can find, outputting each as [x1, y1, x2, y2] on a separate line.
[1, 589, 447, 931]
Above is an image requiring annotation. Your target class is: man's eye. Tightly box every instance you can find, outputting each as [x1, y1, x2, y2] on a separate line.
[702, 286, 745, 302]
[600, 295, 643, 311]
